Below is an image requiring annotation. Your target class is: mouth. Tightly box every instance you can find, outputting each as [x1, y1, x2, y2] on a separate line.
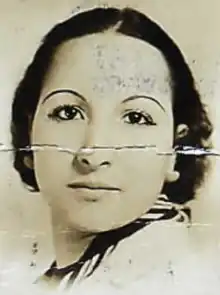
[67, 182, 121, 192]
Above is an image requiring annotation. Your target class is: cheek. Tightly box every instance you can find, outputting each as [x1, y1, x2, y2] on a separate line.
[31, 115, 86, 152]
[32, 150, 67, 190]
[121, 151, 168, 193]
[116, 125, 173, 151]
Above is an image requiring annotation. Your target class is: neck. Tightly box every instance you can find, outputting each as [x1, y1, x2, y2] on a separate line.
[50, 209, 96, 268]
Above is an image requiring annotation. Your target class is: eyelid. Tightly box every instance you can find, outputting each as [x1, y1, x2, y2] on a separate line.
[42, 89, 87, 105]
[122, 108, 151, 116]
[49, 104, 85, 113]
[122, 95, 166, 113]
[122, 108, 157, 125]
[42, 92, 88, 111]
[47, 104, 87, 121]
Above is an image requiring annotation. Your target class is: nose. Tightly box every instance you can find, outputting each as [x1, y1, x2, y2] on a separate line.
[72, 120, 115, 174]
[72, 147, 112, 174]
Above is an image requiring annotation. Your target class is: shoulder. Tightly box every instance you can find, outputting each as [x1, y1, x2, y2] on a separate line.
[83, 220, 190, 288]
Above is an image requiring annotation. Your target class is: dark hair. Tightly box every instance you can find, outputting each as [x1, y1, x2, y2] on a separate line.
[11, 7, 212, 204]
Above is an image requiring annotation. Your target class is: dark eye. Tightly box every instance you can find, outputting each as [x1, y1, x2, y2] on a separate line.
[48, 105, 84, 121]
[123, 111, 156, 126]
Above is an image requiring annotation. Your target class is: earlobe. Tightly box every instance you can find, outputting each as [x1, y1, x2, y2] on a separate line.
[165, 153, 180, 183]
[165, 124, 188, 183]
[165, 170, 180, 183]
[24, 155, 33, 170]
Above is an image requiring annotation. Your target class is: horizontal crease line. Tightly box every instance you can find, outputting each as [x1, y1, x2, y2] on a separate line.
[0, 143, 218, 155]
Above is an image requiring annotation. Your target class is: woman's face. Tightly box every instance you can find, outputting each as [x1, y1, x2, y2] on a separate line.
[31, 31, 174, 232]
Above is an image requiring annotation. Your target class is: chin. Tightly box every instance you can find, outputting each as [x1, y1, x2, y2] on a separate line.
[68, 216, 133, 234]
[70, 221, 114, 234]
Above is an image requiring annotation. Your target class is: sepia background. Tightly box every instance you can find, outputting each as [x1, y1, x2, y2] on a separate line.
[0, 0, 220, 292]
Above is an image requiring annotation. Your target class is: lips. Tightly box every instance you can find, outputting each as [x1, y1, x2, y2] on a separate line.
[67, 182, 121, 191]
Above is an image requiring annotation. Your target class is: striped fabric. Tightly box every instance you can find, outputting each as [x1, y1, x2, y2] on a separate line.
[36, 195, 191, 291]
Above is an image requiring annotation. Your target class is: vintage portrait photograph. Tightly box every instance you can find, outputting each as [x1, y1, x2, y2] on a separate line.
[0, 1, 220, 294]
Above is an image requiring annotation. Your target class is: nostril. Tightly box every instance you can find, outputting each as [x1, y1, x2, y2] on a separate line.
[81, 158, 90, 165]
[101, 161, 110, 167]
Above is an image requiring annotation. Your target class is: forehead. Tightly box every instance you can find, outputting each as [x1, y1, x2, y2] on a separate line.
[41, 31, 172, 100]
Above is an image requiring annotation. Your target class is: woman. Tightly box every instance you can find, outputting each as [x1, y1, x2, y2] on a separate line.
[10, 6, 212, 293]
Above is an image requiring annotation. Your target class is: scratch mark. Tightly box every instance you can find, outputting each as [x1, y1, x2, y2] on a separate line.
[0, 143, 218, 156]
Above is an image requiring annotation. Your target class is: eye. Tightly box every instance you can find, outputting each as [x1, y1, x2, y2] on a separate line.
[123, 110, 156, 126]
[48, 104, 85, 121]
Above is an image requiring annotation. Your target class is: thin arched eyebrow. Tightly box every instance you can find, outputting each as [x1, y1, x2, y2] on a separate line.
[42, 89, 87, 104]
[122, 95, 166, 112]
[42, 90, 166, 112]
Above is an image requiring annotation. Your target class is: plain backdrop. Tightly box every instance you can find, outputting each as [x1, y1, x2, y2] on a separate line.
[0, 0, 220, 291]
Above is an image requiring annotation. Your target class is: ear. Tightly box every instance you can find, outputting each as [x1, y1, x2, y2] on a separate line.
[24, 155, 33, 170]
[175, 124, 189, 140]
[165, 153, 179, 183]
[165, 124, 188, 183]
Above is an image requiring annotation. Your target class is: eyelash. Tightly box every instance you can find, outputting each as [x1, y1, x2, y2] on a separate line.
[122, 109, 156, 126]
[47, 104, 156, 126]
[48, 104, 85, 122]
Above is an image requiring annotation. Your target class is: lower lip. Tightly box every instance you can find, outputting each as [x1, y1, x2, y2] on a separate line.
[68, 187, 119, 202]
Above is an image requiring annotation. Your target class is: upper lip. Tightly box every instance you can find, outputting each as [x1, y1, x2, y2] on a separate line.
[67, 182, 121, 191]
